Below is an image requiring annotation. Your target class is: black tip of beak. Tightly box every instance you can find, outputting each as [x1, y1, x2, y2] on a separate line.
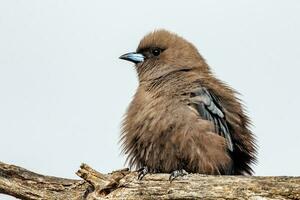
[119, 52, 145, 64]
[119, 54, 129, 60]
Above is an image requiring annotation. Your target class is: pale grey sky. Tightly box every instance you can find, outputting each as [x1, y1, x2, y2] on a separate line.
[1, 1, 300, 199]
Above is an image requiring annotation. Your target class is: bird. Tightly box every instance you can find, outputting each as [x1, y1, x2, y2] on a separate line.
[119, 30, 257, 181]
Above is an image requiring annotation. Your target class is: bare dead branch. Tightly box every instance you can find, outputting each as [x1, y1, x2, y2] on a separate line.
[0, 161, 299, 200]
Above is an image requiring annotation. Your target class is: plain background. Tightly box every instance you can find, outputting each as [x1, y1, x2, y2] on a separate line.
[1, 1, 300, 199]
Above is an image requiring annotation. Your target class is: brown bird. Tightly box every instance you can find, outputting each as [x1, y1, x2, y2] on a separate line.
[119, 30, 257, 181]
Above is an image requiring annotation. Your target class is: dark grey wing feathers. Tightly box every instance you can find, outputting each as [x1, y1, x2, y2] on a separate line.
[192, 88, 233, 152]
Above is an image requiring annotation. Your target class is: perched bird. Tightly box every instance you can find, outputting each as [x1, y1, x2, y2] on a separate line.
[119, 30, 257, 181]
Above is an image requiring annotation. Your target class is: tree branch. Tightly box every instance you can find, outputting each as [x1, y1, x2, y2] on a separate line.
[0, 161, 299, 200]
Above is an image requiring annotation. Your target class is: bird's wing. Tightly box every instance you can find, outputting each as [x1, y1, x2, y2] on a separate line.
[189, 87, 233, 152]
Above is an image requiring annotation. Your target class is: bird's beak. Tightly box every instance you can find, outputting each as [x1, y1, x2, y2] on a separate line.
[119, 52, 144, 64]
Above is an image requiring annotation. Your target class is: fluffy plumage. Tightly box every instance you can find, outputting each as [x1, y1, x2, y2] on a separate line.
[120, 30, 257, 176]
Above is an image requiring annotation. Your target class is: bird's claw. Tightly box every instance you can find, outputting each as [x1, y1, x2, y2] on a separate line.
[169, 169, 188, 182]
[137, 166, 149, 180]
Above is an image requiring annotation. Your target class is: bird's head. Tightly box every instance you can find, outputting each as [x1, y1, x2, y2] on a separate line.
[120, 29, 209, 81]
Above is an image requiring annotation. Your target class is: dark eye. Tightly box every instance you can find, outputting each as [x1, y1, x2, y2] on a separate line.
[151, 48, 161, 56]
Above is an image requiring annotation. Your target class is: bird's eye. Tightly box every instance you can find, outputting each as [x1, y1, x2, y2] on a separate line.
[151, 48, 161, 56]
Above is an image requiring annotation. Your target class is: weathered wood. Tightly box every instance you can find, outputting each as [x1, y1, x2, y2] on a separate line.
[0, 162, 89, 200]
[0, 161, 299, 200]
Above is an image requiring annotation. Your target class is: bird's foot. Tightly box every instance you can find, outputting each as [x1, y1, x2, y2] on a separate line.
[169, 169, 188, 182]
[137, 166, 149, 180]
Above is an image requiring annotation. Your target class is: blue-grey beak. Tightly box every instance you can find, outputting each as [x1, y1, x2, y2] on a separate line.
[119, 52, 144, 64]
